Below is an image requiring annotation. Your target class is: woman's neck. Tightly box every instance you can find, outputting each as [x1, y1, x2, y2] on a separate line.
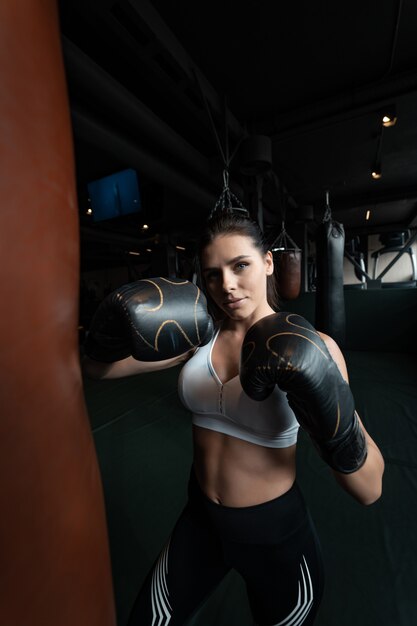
[221, 305, 276, 335]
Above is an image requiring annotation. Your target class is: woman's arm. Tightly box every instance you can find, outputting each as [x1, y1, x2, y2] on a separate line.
[331, 413, 385, 506]
[81, 349, 195, 380]
[318, 332, 385, 506]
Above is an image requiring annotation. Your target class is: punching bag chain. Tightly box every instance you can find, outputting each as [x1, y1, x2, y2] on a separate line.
[323, 190, 332, 223]
[271, 225, 300, 252]
[271, 173, 300, 251]
[192, 68, 248, 220]
[208, 169, 249, 219]
[192, 68, 243, 171]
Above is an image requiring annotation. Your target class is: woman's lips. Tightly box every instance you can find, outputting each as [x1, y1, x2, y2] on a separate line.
[223, 297, 246, 309]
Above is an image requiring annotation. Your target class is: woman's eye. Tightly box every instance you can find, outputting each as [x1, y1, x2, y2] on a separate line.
[235, 263, 248, 271]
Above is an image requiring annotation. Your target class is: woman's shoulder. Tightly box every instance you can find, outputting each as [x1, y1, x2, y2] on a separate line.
[317, 331, 349, 382]
[317, 331, 341, 356]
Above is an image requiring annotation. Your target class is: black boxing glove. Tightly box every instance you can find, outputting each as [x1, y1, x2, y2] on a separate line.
[84, 277, 213, 362]
[240, 312, 367, 474]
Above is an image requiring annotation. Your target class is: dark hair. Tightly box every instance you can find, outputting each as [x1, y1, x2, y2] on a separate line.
[196, 211, 280, 320]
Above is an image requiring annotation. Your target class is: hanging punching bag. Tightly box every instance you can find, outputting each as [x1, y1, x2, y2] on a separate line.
[314, 193, 346, 347]
[0, 2, 116, 626]
[276, 249, 302, 300]
[270, 175, 302, 301]
[272, 224, 302, 301]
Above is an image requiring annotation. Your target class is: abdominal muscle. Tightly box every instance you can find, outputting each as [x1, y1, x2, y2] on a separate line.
[192, 424, 297, 507]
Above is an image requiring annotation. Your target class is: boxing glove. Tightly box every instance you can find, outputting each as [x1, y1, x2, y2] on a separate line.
[240, 312, 367, 474]
[84, 277, 213, 362]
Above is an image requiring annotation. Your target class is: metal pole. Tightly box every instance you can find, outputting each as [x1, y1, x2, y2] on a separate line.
[377, 230, 417, 279]
[344, 251, 372, 281]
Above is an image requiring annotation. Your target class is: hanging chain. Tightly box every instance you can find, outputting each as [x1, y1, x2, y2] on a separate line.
[192, 69, 248, 220]
[271, 226, 300, 251]
[323, 189, 332, 222]
[208, 169, 249, 219]
[269, 174, 300, 250]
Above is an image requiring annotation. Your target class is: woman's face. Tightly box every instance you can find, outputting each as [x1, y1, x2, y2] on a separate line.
[201, 233, 274, 322]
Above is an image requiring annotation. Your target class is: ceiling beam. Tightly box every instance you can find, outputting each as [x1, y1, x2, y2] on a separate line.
[72, 107, 217, 209]
[266, 69, 417, 142]
[63, 37, 211, 182]
[119, 0, 244, 139]
[345, 222, 416, 237]
[289, 185, 417, 214]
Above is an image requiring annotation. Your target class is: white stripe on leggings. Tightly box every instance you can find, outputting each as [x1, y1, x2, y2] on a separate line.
[271, 555, 314, 626]
[151, 537, 172, 626]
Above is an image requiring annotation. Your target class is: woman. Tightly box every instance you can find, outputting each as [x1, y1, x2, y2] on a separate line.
[84, 211, 385, 626]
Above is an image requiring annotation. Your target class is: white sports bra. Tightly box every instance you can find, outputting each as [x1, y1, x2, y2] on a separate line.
[178, 323, 299, 448]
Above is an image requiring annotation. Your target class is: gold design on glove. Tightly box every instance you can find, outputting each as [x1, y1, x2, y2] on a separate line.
[155, 320, 195, 351]
[284, 316, 345, 437]
[332, 404, 341, 438]
[158, 278, 189, 285]
[124, 278, 204, 353]
[141, 280, 164, 312]
[266, 332, 329, 360]
[264, 314, 328, 358]
[241, 341, 256, 366]
[286, 313, 320, 335]
[141, 278, 191, 312]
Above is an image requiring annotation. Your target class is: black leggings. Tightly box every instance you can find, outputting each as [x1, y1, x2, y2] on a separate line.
[127, 467, 325, 626]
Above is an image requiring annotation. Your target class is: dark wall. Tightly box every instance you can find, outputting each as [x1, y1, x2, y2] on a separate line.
[283, 288, 417, 353]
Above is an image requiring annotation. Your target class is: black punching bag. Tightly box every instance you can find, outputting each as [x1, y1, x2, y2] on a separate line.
[315, 193, 346, 347]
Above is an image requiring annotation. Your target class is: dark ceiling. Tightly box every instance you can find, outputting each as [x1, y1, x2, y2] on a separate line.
[58, 0, 417, 266]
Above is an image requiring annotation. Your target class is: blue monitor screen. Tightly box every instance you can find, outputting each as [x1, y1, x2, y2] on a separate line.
[87, 169, 141, 222]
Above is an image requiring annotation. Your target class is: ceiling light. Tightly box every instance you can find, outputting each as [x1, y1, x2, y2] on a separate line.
[381, 104, 397, 127]
[142, 224, 149, 230]
[87, 207, 93, 215]
[382, 114, 397, 128]
[366, 210, 371, 220]
[128, 251, 140, 256]
[176, 245, 186, 251]
[371, 126, 383, 179]
[146, 248, 152, 252]
[371, 160, 382, 179]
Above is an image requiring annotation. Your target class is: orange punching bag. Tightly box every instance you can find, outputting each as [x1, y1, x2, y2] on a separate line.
[272, 225, 302, 301]
[0, 3, 116, 626]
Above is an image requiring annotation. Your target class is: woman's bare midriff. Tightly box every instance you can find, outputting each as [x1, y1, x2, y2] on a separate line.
[192, 425, 297, 507]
